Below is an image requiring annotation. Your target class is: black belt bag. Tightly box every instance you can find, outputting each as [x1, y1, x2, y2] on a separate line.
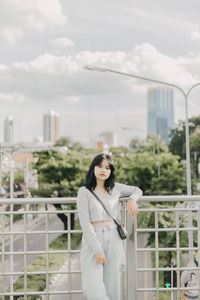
[89, 189, 127, 240]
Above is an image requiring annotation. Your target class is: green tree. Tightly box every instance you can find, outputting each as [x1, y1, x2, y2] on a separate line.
[169, 125, 186, 159]
[55, 136, 84, 151]
[113, 139, 187, 195]
[169, 115, 200, 161]
[190, 127, 200, 176]
[31, 149, 89, 230]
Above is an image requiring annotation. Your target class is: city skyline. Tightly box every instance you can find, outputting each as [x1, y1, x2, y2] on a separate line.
[0, 1, 200, 145]
[1, 111, 121, 147]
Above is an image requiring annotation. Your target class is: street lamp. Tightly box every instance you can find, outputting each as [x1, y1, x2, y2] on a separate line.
[84, 64, 200, 261]
[84, 64, 200, 195]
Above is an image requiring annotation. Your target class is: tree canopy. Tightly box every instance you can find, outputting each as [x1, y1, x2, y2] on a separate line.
[32, 137, 187, 197]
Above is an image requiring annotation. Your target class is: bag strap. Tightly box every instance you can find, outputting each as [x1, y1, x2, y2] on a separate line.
[89, 189, 119, 227]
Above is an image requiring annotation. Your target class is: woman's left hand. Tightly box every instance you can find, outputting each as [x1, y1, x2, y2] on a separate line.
[127, 199, 138, 217]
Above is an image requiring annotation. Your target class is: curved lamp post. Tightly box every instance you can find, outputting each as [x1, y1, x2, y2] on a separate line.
[84, 64, 200, 195]
[84, 64, 200, 261]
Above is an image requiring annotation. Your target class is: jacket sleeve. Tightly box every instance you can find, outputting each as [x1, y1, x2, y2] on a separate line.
[77, 187, 104, 255]
[115, 182, 143, 202]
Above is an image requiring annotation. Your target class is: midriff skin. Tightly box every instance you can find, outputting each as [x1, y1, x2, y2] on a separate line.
[91, 220, 114, 227]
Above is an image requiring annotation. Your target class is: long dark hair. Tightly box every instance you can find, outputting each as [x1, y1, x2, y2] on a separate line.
[85, 153, 115, 192]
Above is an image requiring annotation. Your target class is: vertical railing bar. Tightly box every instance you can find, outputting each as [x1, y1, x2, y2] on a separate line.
[197, 210, 200, 299]
[176, 211, 180, 300]
[24, 204, 28, 300]
[46, 205, 49, 299]
[0, 214, 2, 294]
[121, 201, 128, 300]
[9, 162, 14, 300]
[68, 212, 71, 300]
[9, 208, 14, 299]
[1, 212, 5, 300]
[121, 200, 128, 300]
[155, 211, 159, 300]
[134, 215, 138, 300]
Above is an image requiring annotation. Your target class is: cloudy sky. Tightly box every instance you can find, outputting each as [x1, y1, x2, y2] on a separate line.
[1, 0, 200, 146]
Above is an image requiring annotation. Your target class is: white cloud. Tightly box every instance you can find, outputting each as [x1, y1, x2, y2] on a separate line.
[1, 26, 24, 46]
[0, 64, 9, 72]
[27, 0, 67, 31]
[176, 52, 200, 78]
[6, 0, 67, 27]
[13, 53, 80, 74]
[12, 43, 198, 90]
[185, 22, 200, 41]
[191, 31, 200, 40]
[66, 96, 80, 103]
[12, 51, 127, 75]
[36, 0, 67, 26]
[0, 0, 67, 45]
[59, 96, 80, 103]
[0, 92, 25, 104]
[51, 37, 74, 48]
[128, 44, 197, 87]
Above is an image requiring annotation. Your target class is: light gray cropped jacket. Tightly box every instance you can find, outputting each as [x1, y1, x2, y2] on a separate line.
[77, 182, 142, 254]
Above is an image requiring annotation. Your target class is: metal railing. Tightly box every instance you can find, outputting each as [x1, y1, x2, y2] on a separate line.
[0, 197, 81, 299]
[133, 195, 200, 300]
[1, 195, 200, 299]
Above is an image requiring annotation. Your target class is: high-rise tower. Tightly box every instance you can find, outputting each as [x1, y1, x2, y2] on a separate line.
[43, 110, 59, 143]
[147, 87, 175, 144]
[4, 116, 19, 144]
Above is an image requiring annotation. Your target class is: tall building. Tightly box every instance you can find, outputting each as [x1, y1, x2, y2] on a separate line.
[4, 116, 19, 144]
[43, 110, 59, 143]
[147, 87, 175, 144]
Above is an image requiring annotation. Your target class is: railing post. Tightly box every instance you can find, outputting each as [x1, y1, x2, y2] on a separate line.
[121, 200, 128, 300]
[176, 211, 180, 300]
[155, 211, 159, 300]
[9, 161, 14, 300]
[24, 204, 28, 300]
[197, 209, 200, 299]
[134, 216, 138, 300]
[45, 204, 49, 300]
[1, 211, 5, 300]
[68, 212, 72, 300]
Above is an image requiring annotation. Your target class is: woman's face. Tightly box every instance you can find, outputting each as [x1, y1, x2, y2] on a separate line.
[94, 158, 111, 181]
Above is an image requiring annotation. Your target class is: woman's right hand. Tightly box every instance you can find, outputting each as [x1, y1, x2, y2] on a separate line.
[96, 252, 106, 265]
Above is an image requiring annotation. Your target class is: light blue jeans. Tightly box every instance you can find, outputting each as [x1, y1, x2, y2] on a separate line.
[80, 224, 125, 300]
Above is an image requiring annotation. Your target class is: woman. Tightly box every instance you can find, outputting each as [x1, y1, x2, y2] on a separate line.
[77, 153, 142, 300]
